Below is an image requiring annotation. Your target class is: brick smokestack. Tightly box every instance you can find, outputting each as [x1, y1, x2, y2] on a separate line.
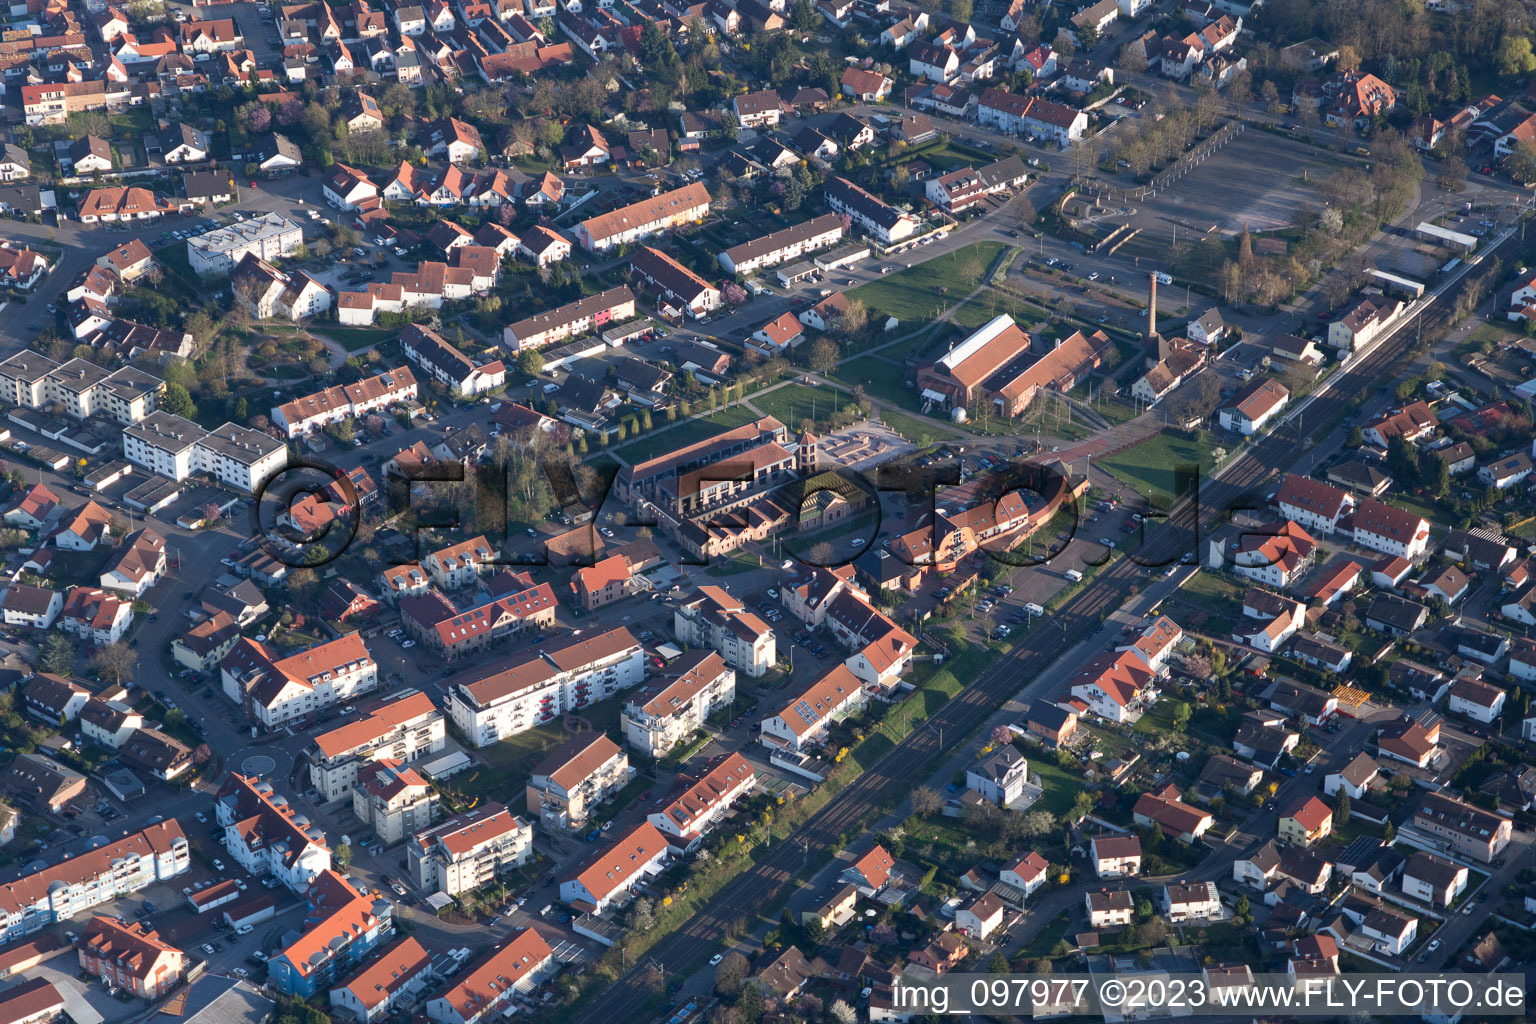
[1146, 272, 1157, 343]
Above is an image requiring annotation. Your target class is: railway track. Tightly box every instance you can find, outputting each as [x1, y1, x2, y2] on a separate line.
[572, 230, 1515, 1024]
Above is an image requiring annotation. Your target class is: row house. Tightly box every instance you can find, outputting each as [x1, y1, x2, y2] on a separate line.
[501, 285, 636, 352]
[308, 689, 447, 802]
[622, 650, 736, 758]
[336, 260, 489, 325]
[410, 803, 533, 896]
[216, 774, 333, 892]
[717, 213, 844, 275]
[220, 633, 378, 731]
[573, 182, 711, 253]
[271, 368, 418, 438]
[399, 323, 506, 397]
[977, 88, 1088, 144]
[525, 731, 630, 831]
[648, 752, 756, 851]
[824, 175, 918, 245]
[446, 628, 645, 746]
[559, 821, 669, 914]
[425, 930, 552, 1024]
[630, 245, 722, 320]
[1275, 473, 1353, 536]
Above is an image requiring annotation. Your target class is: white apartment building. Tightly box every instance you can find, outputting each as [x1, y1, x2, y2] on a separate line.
[221, 634, 379, 731]
[446, 628, 644, 747]
[215, 774, 332, 893]
[409, 803, 533, 897]
[37, 359, 164, 424]
[308, 690, 446, 802]
[647, 752, 755, 851]
[524, 732, 631, 832]
[188, 213, 305, 276]
[351, 759, 438, 845]
[622, 651, 736, 758]
[674, 586, 776, 678]
[0, 821, 189, 941]
[122, 412, 287, 494]
[1352, 499, 1431, 562]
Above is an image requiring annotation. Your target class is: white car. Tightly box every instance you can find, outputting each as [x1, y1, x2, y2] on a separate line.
[710, 954, 724, 966]
[237, 924, 253, 935]
[401, 639, 415, 648]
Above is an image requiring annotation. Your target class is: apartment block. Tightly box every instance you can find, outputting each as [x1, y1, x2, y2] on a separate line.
[269, 871, 394, 998]
[446, 628, 644, 747]
[525, 731, 631, 832]
[78, 917, 183, 999]
[425, 930, 553, 1024]
[674, 586, 776, 678]
[221, 633, 378, 731]
[308, 690, 446, 802]
[215, 774, 332, 893]
[352, 759, 438, 846]
[622, 651, 736, 759]
[409, 803, 533, 897]
[0, 822, 188, 941]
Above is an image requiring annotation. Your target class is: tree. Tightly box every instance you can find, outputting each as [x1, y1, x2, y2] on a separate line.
[721, 111, 741, 141]
[722, 281, 748, 306]
[38, 632, 76, 676]
[1019, 809, 1055, 837]
[808, 337, 838, 372]
[829, 1000, 857, 1024]
[949, 0, 972, 22]
[92, 643, 137, 686]
[714, 951, 749, 996]
[911, 785, 942, 816]
[334, 841, 352, 870]
[1170, 702, 1191, 730]
[1335, 791, 1351, 825]
[1497, 36, 1536, 79]
[1260, 80, 1280, 113]
[160, 381, 198, 419]
[516, 349, 545, 377]
[1335, 45, 1360, 72]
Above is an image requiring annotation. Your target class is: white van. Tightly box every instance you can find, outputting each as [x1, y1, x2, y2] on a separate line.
[1024, 602, 1045, 616]
[1064, 569, 1083, 582]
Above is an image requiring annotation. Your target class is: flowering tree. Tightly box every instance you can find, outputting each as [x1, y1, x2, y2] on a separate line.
[722, 282, 747, 306]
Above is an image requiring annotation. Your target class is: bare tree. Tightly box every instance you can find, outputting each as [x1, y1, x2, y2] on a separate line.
[92, 643, 137, 687]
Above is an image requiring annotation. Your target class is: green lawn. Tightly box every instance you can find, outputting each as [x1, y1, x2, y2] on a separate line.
[848, 241, 1007, 324]
[879, 407, 959, 444]
[614, 406, 759, 462]
[314, 326, 399, 351]
[1028, 757, 1088, 817]
[750, 383, 857, 430]
[832, 354, 922, 410]
[1098, 430, 1221, 504]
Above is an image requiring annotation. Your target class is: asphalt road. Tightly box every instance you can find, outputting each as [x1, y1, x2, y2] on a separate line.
[567, 211, 1531, 1024]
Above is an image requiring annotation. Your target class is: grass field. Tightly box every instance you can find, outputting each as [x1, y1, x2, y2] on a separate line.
[614, 406, 758, 462]
[1099, 430, 1222, 504]
[833, 354, 916, 408]
[314, 326, 398, 351]
[879, 407, 959, 444]
[751, 382, 857, 430]
[849, 241, 1007, 324]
